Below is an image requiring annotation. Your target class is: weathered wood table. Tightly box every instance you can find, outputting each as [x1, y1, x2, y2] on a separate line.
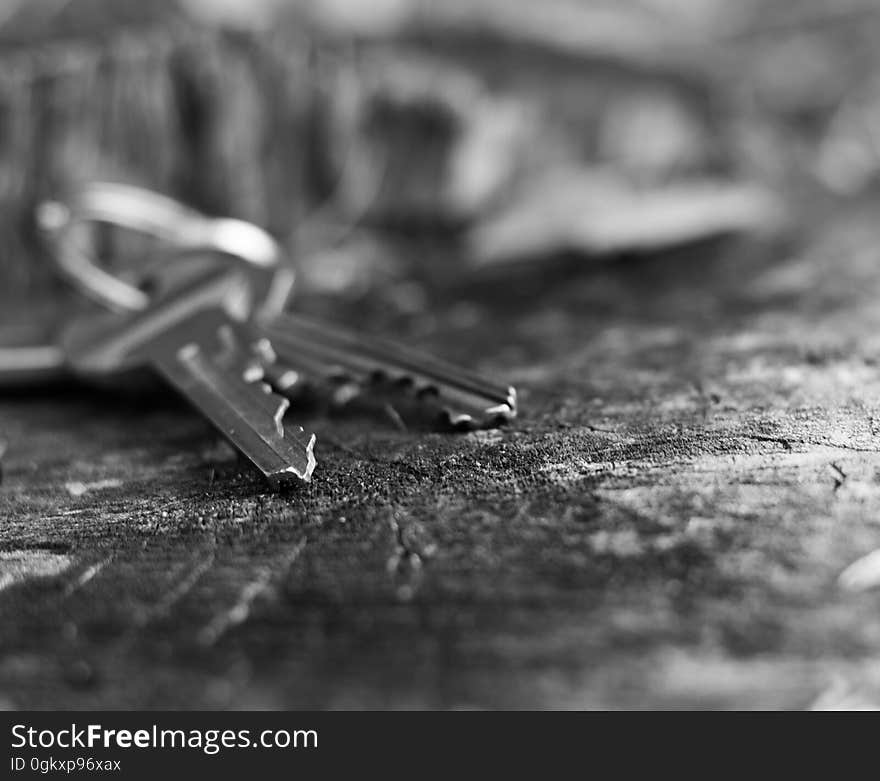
[3, 198, 880, 710]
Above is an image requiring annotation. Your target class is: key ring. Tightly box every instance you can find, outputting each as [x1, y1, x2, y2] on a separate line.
[36, 182, 290, 314]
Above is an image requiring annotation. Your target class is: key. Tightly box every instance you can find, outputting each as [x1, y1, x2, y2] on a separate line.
[63, 265, 316, 484]
[0, 307, 72, 388]
[33, 183, 519, 434]
[255, 312, 517, 430]
[0, 341, 66, 387]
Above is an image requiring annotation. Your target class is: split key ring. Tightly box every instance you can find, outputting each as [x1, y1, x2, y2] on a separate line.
[36, 182, 294, 316]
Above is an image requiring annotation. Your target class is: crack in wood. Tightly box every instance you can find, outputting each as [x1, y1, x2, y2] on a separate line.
[197, 539, 307, 647]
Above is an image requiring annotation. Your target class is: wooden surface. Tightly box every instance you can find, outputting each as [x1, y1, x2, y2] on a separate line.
[4, 200, 880, 709]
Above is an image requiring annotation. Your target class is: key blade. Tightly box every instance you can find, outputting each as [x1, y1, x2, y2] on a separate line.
[61, 265, 317, 485]
[259, 313, 517, 429]
[160, 338, 316, 483]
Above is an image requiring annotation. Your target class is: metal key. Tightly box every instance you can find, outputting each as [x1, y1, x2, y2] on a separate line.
[1, 183, 294, 394]
[62, 265, 316, 484]
[256, 312, 517, 430]
[33, 183, 518, 432]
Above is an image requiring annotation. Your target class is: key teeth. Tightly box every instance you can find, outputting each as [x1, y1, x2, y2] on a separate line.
[370, 376, 519, 430]
[268, 429, 316, 484]
[439, 386, 517, 431]
[260, 315, 520, 432]
[272, 392, 290, 437]
[441, 406, 513, 431]
[481, 386, 517, 421]
[302, 431, 317, 481]
[265, 386, 316, 483]
[479, 387, 517, 420]
[261, 318, 520, 423]
[506, 386, 518, 417]
[267, 355, 518, 432]
[174, 336, 316, 485]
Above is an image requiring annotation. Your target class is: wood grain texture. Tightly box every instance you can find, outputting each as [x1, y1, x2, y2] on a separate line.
[3, 200, 880, 709]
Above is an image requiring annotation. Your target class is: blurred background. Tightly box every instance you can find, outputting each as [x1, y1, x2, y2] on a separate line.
[0, 0, 878, 314]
